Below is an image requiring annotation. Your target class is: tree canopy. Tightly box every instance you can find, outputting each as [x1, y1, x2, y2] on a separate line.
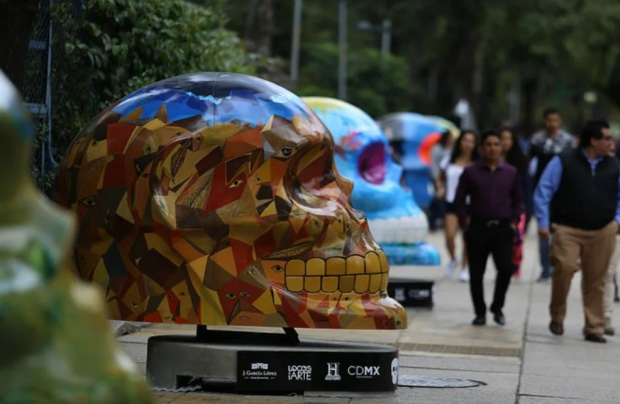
[226, 0, 620, 135]
[52, 0, 252, 149]
[7, 0, 620, 192]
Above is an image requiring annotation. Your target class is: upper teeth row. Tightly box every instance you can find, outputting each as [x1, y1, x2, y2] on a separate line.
[284, 251, 389, 276]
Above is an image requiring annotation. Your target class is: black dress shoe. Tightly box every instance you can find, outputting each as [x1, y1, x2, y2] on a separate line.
[549, 321, 564, 336]
[472, 316, 486, 326]
[584, 333, 607, 343]
[491, 309, 505, 326]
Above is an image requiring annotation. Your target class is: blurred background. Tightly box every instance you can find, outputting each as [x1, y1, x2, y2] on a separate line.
[3, 0, 620, 191]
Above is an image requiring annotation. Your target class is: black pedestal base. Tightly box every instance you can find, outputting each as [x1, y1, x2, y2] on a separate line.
[388, 278, 435, 308]
[146, 328, 399, 395]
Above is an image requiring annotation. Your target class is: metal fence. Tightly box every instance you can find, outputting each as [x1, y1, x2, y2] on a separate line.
[22, 0, 55, 186]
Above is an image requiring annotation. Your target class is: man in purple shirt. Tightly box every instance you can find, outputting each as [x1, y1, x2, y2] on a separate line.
[454, 130, 524, 326]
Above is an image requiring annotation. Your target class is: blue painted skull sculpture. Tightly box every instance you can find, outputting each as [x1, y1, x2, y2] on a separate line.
[303, 97, 440, 265]
[378, 112, 446, 211]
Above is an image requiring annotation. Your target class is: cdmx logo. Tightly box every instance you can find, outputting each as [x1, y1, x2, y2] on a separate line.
[325, 362, 341, 381]
[347, 365, 380, 376]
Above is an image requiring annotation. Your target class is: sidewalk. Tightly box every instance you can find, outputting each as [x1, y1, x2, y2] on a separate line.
[118, 227, 620, 403]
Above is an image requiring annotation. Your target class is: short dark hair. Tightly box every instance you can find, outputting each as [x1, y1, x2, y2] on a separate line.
[579, 121, 607, 148]
[587, 119, 609, 129]
[543, 107, 560, 119]
[480, 129, 500, 144]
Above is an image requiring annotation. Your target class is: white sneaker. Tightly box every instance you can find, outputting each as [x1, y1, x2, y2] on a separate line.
[445, 259, 458, 278]
[459, 269, 470, 282]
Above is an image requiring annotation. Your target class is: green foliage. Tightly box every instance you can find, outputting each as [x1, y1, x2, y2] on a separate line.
[220, 1, 620, 132]
[51, 0, 252, 157]
[297, 44, 416, 118]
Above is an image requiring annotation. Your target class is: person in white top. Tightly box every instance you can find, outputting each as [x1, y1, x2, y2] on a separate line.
[437, 130, 480, 281]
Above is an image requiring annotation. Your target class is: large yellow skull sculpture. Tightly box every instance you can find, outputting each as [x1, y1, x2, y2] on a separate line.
[54, 73, 406, 330]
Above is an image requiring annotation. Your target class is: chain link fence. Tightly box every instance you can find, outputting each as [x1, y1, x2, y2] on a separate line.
[23, 0, 54, 189]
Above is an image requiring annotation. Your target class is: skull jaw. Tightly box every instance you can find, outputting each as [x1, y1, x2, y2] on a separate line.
[272, 292, 407, 330]
[102, 279, 408, 330]
[199, 293, 407, 330]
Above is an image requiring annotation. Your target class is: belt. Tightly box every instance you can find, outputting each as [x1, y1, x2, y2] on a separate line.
[471, 219, 509, 227]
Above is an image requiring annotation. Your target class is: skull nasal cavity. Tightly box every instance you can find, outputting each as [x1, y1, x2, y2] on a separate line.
[358, 142, 386, 185]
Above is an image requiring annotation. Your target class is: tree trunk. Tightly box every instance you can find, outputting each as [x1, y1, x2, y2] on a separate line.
[521, 77, 538, 137]
[406, 40, 423, 109]
[244, 0, 258, 44]
[471, 35, 488, 129]
[0, 0, 41, 90]
[255, 0, 273, 56]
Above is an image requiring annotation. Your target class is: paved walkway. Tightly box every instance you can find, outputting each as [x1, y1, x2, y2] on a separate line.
[118, 227, 620, 403]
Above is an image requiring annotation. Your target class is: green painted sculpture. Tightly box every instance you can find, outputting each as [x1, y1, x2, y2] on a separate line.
[0, 70, 153, 403]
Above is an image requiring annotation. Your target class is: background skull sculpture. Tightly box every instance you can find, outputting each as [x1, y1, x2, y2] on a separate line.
[0, 70, 152, 402]
[378, 112, 445, 210]
[54, 72, 406, 330]
[302, 97, 440, 266]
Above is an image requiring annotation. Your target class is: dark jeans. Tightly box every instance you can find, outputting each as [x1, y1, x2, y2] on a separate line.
[524, 174, 535, 233]
[428, 197, 446, 230]
[539, 236, 552, 278]
[465, 221, 514, 317]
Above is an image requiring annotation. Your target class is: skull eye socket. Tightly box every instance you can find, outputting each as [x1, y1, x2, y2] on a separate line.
[82, 197, 97, 207]
[271, 265, 284, 272]
[230, 179, 244, 188]
[281, 147, 294, 157]
[225, 292, 236, 299]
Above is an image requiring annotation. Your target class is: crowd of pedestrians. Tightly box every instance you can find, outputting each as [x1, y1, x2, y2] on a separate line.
[428, 109, 620, 343]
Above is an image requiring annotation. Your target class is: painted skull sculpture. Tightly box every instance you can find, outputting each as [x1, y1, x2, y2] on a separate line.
[54, 73, 406, 330]
[378, 113, 445, 210]
[302, 97, 440, 265]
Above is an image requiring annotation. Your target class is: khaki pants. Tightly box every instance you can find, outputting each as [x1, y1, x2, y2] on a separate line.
[549, 221, 617, 335]
[605, 235, 620, 320]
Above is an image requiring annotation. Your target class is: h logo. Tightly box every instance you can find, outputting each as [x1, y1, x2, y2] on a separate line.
[325, 362, 341, 381]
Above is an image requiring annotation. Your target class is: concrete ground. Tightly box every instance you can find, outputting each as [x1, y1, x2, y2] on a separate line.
[117, 227, 620, 403]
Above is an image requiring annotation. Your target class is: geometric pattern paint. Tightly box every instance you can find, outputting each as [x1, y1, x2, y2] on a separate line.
[54, 72, 407, 330]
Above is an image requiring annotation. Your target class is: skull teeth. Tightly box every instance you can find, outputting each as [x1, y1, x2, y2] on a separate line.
[284, 251, 389, 294]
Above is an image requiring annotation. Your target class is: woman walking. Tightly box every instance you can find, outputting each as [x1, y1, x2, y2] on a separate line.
[500, 127, 528, 279]
[429, 130, 455, 230]
[439, 130, 480, 281]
